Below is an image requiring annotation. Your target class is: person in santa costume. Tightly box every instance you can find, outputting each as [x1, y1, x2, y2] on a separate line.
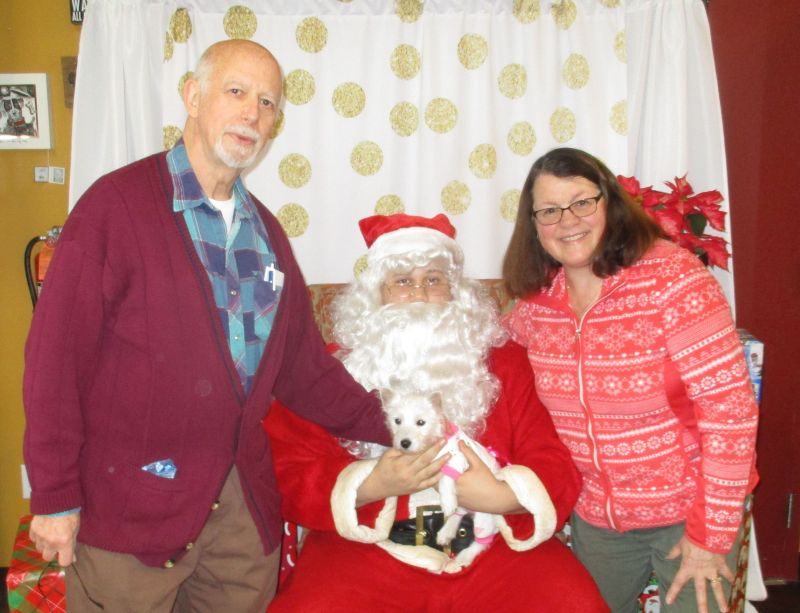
[264, 213, 608, 612]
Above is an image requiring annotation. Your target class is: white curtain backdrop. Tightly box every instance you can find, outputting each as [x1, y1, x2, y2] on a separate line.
[69, 0, 734, 302]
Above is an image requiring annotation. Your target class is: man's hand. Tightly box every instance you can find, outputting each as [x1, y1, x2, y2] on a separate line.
[665, 535, 734, 613]
[30, 513, 81, 567]
[454, 441, 521, 514]
[356, 440, 448, 506]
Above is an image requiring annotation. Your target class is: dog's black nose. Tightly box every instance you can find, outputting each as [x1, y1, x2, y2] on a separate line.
[400, 439, 412, 449]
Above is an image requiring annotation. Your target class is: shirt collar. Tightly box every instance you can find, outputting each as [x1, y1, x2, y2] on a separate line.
[167, 139, 254, 219]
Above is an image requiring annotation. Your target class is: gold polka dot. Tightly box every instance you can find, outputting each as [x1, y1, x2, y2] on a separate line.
[169, 8, 192, 43]
[600, 0, 621, 7]
[391, 44, 421, 80]
[277, 203, 310, 238]
[389, 102, 419, 137]
[549, 107, 576, 143]
[614, 31, 626, 63]
[296, 17, 327, 53]
[354, 254, 369, 278]
[279, 154, 312, 188]
[458, 34, 488, 70]
[178, 71, 193, 99]
[500, 189, 521, 222]
[551, 0, 577, 30]
[513, 0, 541, 24]
[498, 64, 527, 99]
[163, 126, 182, 150]
[270, 109, 285, 139]
[469, 144, 497, 179]
[284, 69, 316, 105]
[396, 0, 423, 23]
[164, 32, 175, 61]
[332, 82, 366, 118]
[507, 121, 536, 156]
[425, 98, 458, 133]
[563, 54, 590, 89]
[223, 6, 257, 40]
[441, 181, 471, 215]
[375, 195, 405, 215]
[610, 100, 627, 135]
[351, 142, 384, 176]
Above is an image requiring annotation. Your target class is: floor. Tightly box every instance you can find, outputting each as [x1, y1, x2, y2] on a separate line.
[0, 567, 798, 612]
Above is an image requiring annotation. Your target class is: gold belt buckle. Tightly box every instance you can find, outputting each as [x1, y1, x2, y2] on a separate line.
[414, 504, 450, 555]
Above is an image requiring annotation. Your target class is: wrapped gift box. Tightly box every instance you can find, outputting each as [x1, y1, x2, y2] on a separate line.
[6, 515, 66, 613]
[737, 329, 764, 403]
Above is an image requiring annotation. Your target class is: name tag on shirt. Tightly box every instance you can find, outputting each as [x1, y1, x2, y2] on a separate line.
[265, 263, 284, 291]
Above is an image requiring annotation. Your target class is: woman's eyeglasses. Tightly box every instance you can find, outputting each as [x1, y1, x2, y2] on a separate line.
[532, 193, 602, 225]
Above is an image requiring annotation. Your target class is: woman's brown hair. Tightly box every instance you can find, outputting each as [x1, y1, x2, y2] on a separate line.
[502, 147, 666, 298]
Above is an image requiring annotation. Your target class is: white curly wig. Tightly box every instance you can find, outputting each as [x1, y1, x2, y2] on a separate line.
[333, 237, 507, 442]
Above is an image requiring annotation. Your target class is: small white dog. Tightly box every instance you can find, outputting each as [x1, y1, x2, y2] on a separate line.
[381, 390, 501, 570]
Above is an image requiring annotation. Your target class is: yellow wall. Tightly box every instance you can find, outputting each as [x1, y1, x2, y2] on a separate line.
[0, 3, 80, 564]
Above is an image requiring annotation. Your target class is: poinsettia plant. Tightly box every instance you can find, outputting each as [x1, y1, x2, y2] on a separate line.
[617, 174, 730, 270]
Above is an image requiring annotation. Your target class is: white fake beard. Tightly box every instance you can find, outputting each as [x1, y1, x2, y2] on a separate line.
[342, 301, 495, 437]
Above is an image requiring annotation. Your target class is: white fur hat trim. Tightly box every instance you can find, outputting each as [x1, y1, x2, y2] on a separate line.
[366, 227, 463, 270]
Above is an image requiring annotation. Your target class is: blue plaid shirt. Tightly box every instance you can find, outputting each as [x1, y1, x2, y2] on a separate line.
[168, 141, 281, 393]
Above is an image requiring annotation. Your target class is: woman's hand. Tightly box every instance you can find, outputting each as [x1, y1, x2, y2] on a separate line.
[665, 535, 735, 613]
[356, 440, 448, 506]
[454, 441, 523, 515]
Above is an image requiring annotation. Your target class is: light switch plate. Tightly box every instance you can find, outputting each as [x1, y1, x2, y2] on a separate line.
[49, 166, 65, 184]
[34, 166, 49, 182]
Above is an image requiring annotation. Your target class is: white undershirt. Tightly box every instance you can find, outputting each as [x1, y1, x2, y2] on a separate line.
[209, 197, 235, 235]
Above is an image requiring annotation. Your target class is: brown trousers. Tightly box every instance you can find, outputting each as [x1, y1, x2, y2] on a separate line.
[65, 468, 279, 613]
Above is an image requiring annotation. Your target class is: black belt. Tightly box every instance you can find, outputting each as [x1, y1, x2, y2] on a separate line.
[388, 505, 474, 554]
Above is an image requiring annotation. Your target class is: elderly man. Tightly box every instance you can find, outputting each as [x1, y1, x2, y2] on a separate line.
[265, 213, 608, 612]
[23, 40, 388, 612]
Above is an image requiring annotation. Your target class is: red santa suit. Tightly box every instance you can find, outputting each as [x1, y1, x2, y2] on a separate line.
[264, 340, 609, 612]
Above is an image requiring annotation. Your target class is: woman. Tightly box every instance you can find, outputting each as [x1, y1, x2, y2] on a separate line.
[502, 148, 758, 613]
[265, 213, 608, 612]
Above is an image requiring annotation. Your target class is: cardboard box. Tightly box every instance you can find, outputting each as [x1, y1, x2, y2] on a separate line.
[6, 515, 66, 613]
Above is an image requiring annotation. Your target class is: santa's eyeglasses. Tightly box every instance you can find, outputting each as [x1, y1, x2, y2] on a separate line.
[383, 274, 450, 299]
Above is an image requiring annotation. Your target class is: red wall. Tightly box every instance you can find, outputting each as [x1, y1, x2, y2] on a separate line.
[708, 1, 800, 580]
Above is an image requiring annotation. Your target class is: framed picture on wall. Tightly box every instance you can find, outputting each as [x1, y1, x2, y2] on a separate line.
[0, 73, 52, 150]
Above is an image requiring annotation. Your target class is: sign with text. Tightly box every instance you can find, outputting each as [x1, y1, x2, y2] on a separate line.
[70, 0, 86, 24]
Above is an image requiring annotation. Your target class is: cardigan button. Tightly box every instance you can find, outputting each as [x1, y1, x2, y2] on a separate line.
[211, 501, 220, 511]
[185, 542, 194, 551]
[164, 559, 175, 569]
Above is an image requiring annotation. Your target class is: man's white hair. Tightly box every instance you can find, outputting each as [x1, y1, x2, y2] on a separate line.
[333, 245, 507, 448]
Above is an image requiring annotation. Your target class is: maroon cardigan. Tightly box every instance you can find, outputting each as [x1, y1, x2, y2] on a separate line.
[23, 151, 389, 566]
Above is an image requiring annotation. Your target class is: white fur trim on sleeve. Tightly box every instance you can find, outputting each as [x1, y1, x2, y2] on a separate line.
[494, 465, 557, 551]
[330, 459, 397, 543]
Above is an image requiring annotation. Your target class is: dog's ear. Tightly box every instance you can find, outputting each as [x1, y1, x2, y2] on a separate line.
[378, 388, 394, 405]
[430, 391, 443, 410]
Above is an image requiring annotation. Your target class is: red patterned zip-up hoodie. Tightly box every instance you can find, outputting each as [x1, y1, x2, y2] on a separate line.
[505, 240, 758, 554]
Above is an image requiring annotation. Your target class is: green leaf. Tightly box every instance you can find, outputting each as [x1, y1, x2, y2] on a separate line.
[686, 212, 707, 237]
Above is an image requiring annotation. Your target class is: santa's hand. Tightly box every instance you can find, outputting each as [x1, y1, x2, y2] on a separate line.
[356, 440, 448, 506]
[30, 513, 80, 567]
[455, 442, 521, 514]
[665, 535, 734, 613]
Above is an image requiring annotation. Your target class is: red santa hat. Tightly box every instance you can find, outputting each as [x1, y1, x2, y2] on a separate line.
[358, 213, 463, 270]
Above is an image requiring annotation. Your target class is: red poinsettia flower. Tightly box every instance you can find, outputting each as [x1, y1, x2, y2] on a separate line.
[617, 174, 731, 270]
